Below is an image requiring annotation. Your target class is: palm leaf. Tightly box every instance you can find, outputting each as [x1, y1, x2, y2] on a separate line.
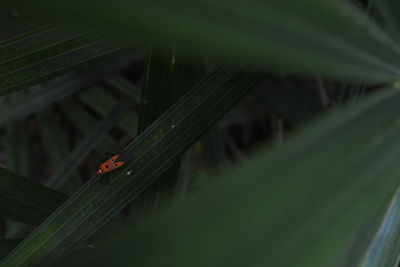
[0, 52, 139, 127]
[360, 187, 400, 267]
[0, 63, 266, 266]
[5, 0, 400, 81]
[0, 167, 66, 224]
[45, 99, 132, 190]
[60, 86, 400, 267]
[0, 24, 137, 96]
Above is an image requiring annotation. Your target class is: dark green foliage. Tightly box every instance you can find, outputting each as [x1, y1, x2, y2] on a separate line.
[137, 46, 199, 206]
[4, 0, 400, 80]
[0, 25, 136, 96]
[0, 52, 138, 127]
[46, 99, 132, 190]
[0, 0, 400, 266]
[0, 63, 267, 266]
[62, 86, 400, 267]
[0, 167, 66, 224]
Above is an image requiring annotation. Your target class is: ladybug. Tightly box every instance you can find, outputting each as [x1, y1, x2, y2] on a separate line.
[96, 152, 131, 176]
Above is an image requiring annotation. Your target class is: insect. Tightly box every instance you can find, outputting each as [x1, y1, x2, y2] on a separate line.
[96, 152, 131, 176]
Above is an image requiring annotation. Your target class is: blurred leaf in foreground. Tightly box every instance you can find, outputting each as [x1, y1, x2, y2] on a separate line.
[5, 0, 400, 81]
[360, 187, 400, 267]
[62, 86, 400, 267]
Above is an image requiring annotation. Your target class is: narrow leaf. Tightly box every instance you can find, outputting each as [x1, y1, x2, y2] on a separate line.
[137, 46, 199, 204]
[59, 98, 116, 154]
[360, 187, 400, 267]
[374, 0, 400, 43]
[0, 52, 138, 127]
[105, 75, 141, 103]
[0, 25, 99, 73]
[4, 120, 30, 177]
[78, 86, 137, 135]
[45, 99, 132, 190]
[0, 63, 266, 266]
[36, 111, 83, 192]
[0, 167, 67, 224]
[60, 86, 400, 267]
[0, 32, 136, 96]
[5, 0, 400, 81]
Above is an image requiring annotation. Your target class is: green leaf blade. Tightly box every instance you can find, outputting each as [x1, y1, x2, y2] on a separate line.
[0, 38, 134, 96]
[0, 63, 266, 266]
[46, 99, 132, 190]
[0, 167, 67, 225]
[0, 52, 138, 127]
[58, 86, 400, 267]
[5, 0, 400, 81]
[360, 187, 400, 267]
